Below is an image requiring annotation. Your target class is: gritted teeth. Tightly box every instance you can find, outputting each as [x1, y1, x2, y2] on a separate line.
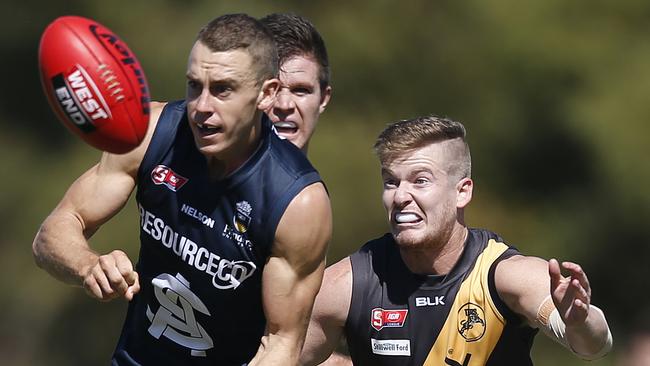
[274, 121, 298, 134]
[395, 212, 422, 223]
[274, 121, 297, 129]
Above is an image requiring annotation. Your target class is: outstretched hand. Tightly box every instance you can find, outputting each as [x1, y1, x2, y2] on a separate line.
[548, 258, 591, 327]
[82, 250, 140, 301]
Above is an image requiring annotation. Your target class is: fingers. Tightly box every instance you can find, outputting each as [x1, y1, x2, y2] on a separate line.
[562, 261, 591, 299]
[548, 259, 592, 326]
[548, 258, 562, 292]
[125, 271, 141, 301]
[82, 250, 139, 302]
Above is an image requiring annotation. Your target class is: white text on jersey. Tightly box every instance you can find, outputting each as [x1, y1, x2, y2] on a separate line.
[415, 296, 445, 307]
[139, 204, 256, 289]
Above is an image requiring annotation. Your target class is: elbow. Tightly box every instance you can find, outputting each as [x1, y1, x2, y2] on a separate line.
[32, 229, 47, 270]
[32, 220, 56, 270]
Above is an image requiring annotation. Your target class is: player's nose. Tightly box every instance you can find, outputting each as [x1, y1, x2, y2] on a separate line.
[274, 89, 295, 111]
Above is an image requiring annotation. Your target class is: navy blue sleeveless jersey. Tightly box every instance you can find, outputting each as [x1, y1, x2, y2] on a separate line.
[345, 228, 538, 366]
[112, 101, 322, 365]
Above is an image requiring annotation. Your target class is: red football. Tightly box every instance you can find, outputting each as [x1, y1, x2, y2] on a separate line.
[39, 16, 150, 154]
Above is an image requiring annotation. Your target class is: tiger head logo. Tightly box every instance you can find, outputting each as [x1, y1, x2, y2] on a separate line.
[457, 302, 486, 342]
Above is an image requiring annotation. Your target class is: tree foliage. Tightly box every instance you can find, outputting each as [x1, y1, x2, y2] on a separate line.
[2, 0, 647, 364]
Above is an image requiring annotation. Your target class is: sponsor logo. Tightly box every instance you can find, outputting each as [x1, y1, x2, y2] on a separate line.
[370, 339, 411, 356]
[146, 273, 213, 357]
[89, 24, 150, 115]
[222, 224, 253, 250]
[371, 308, 408, 331]
[415, 295, 445, 307]
[139, 204, 256, 289]
[233, 201, 252, 233]
[151, 165, 188, 192]
[180, 204, 215, 228]
[51, 65, 112, 132]
[457, 302, 486, 342]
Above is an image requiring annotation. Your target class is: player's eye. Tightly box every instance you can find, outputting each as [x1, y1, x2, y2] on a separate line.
[211, 84, 233, 98]
[292, 87, 312, 96]
[187, 79, 200, 90]
[383, 179, 398, 189]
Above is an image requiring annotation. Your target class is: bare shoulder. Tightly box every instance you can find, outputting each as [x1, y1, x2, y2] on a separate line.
[289, 182, 330, 210]
[314, 257, 352, 324]
[323, 256, 352, 289]
[99, 101, 167, 177]
[274, 182, 332, 257]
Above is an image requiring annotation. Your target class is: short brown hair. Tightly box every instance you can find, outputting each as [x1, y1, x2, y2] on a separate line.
[260, 13, 330, 90]
[374, 115, 471, 179]
[196, 13, 278, 83]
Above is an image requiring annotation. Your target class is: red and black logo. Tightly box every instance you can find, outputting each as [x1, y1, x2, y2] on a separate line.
[371, 308, 408, 331]
[51, 65, 112, 133]
[151, 165, 188, 192]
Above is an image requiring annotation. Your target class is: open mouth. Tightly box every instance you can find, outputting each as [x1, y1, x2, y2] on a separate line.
[273, 121, 298, 135]
[196, 122, 222, 136]
[394, 212, 423, 225]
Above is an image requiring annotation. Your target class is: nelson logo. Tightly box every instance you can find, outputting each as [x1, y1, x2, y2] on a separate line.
[51, 65, 111, 133]
[151, 165, 188, 192]
[457, 302, 486, 342]
[89, 23, 150, 115]
[371, 308, 408, 331]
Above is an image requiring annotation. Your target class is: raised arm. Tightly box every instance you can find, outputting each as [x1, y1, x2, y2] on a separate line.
[496, 255, 612, 360]
[32, 102, 164, 301]
[300, 257, 353, 366]
[248, 182, 332, 366]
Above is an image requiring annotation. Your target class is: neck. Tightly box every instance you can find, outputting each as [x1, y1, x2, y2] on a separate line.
[399, 224, 469, 275]
[205, 119, 262, 181]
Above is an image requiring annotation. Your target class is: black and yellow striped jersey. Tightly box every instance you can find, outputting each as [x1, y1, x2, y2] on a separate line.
[345, 228, 538, 366]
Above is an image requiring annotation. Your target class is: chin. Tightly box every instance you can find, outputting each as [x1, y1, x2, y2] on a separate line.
[393, 233, 423, 248]
[193, 139, 223, 157]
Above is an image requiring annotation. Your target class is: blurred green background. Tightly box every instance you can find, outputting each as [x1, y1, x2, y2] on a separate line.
[2, 0, 648, 365]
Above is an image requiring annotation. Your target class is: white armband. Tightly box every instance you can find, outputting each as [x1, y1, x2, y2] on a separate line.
[535, 295, 613, 360]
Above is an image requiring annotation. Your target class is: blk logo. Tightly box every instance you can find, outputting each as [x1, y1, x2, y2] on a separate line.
[415, 296, 445, 307]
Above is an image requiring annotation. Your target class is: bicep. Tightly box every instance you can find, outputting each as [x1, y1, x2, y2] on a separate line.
[301, 258, 352, 365]
[262, 183, 332, 333]
[53, 102, 163, 233]
[495, 255, 551, 327]
[55, 156, 136, 235]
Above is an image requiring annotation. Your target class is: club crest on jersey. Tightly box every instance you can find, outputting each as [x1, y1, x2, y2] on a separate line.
[457, 302, 486, 342]
[371, 308, 408, 331]
[233, 201, 252, 233]
[151, 165, 188, 192]
[51, 64, 112, 133]
[146, 273, 213, 357]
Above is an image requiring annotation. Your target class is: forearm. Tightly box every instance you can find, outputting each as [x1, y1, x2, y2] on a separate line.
[249, 332, 302, 366]
[566, 305, 612, 359]
[318, 352, 352, 366]
[33, 211, 98, 285]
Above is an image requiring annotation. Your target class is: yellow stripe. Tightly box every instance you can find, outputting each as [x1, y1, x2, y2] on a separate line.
[423, 240, 509, 365]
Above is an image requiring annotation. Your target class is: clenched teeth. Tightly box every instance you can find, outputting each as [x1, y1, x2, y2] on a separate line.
[395, 213, 421, 223]
[274, 121, 297, 129]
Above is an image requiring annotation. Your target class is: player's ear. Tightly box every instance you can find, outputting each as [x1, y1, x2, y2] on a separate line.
[456, 177, 473, 208]
[257, 77, 280, 110]
[318, 85, 332, 114]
